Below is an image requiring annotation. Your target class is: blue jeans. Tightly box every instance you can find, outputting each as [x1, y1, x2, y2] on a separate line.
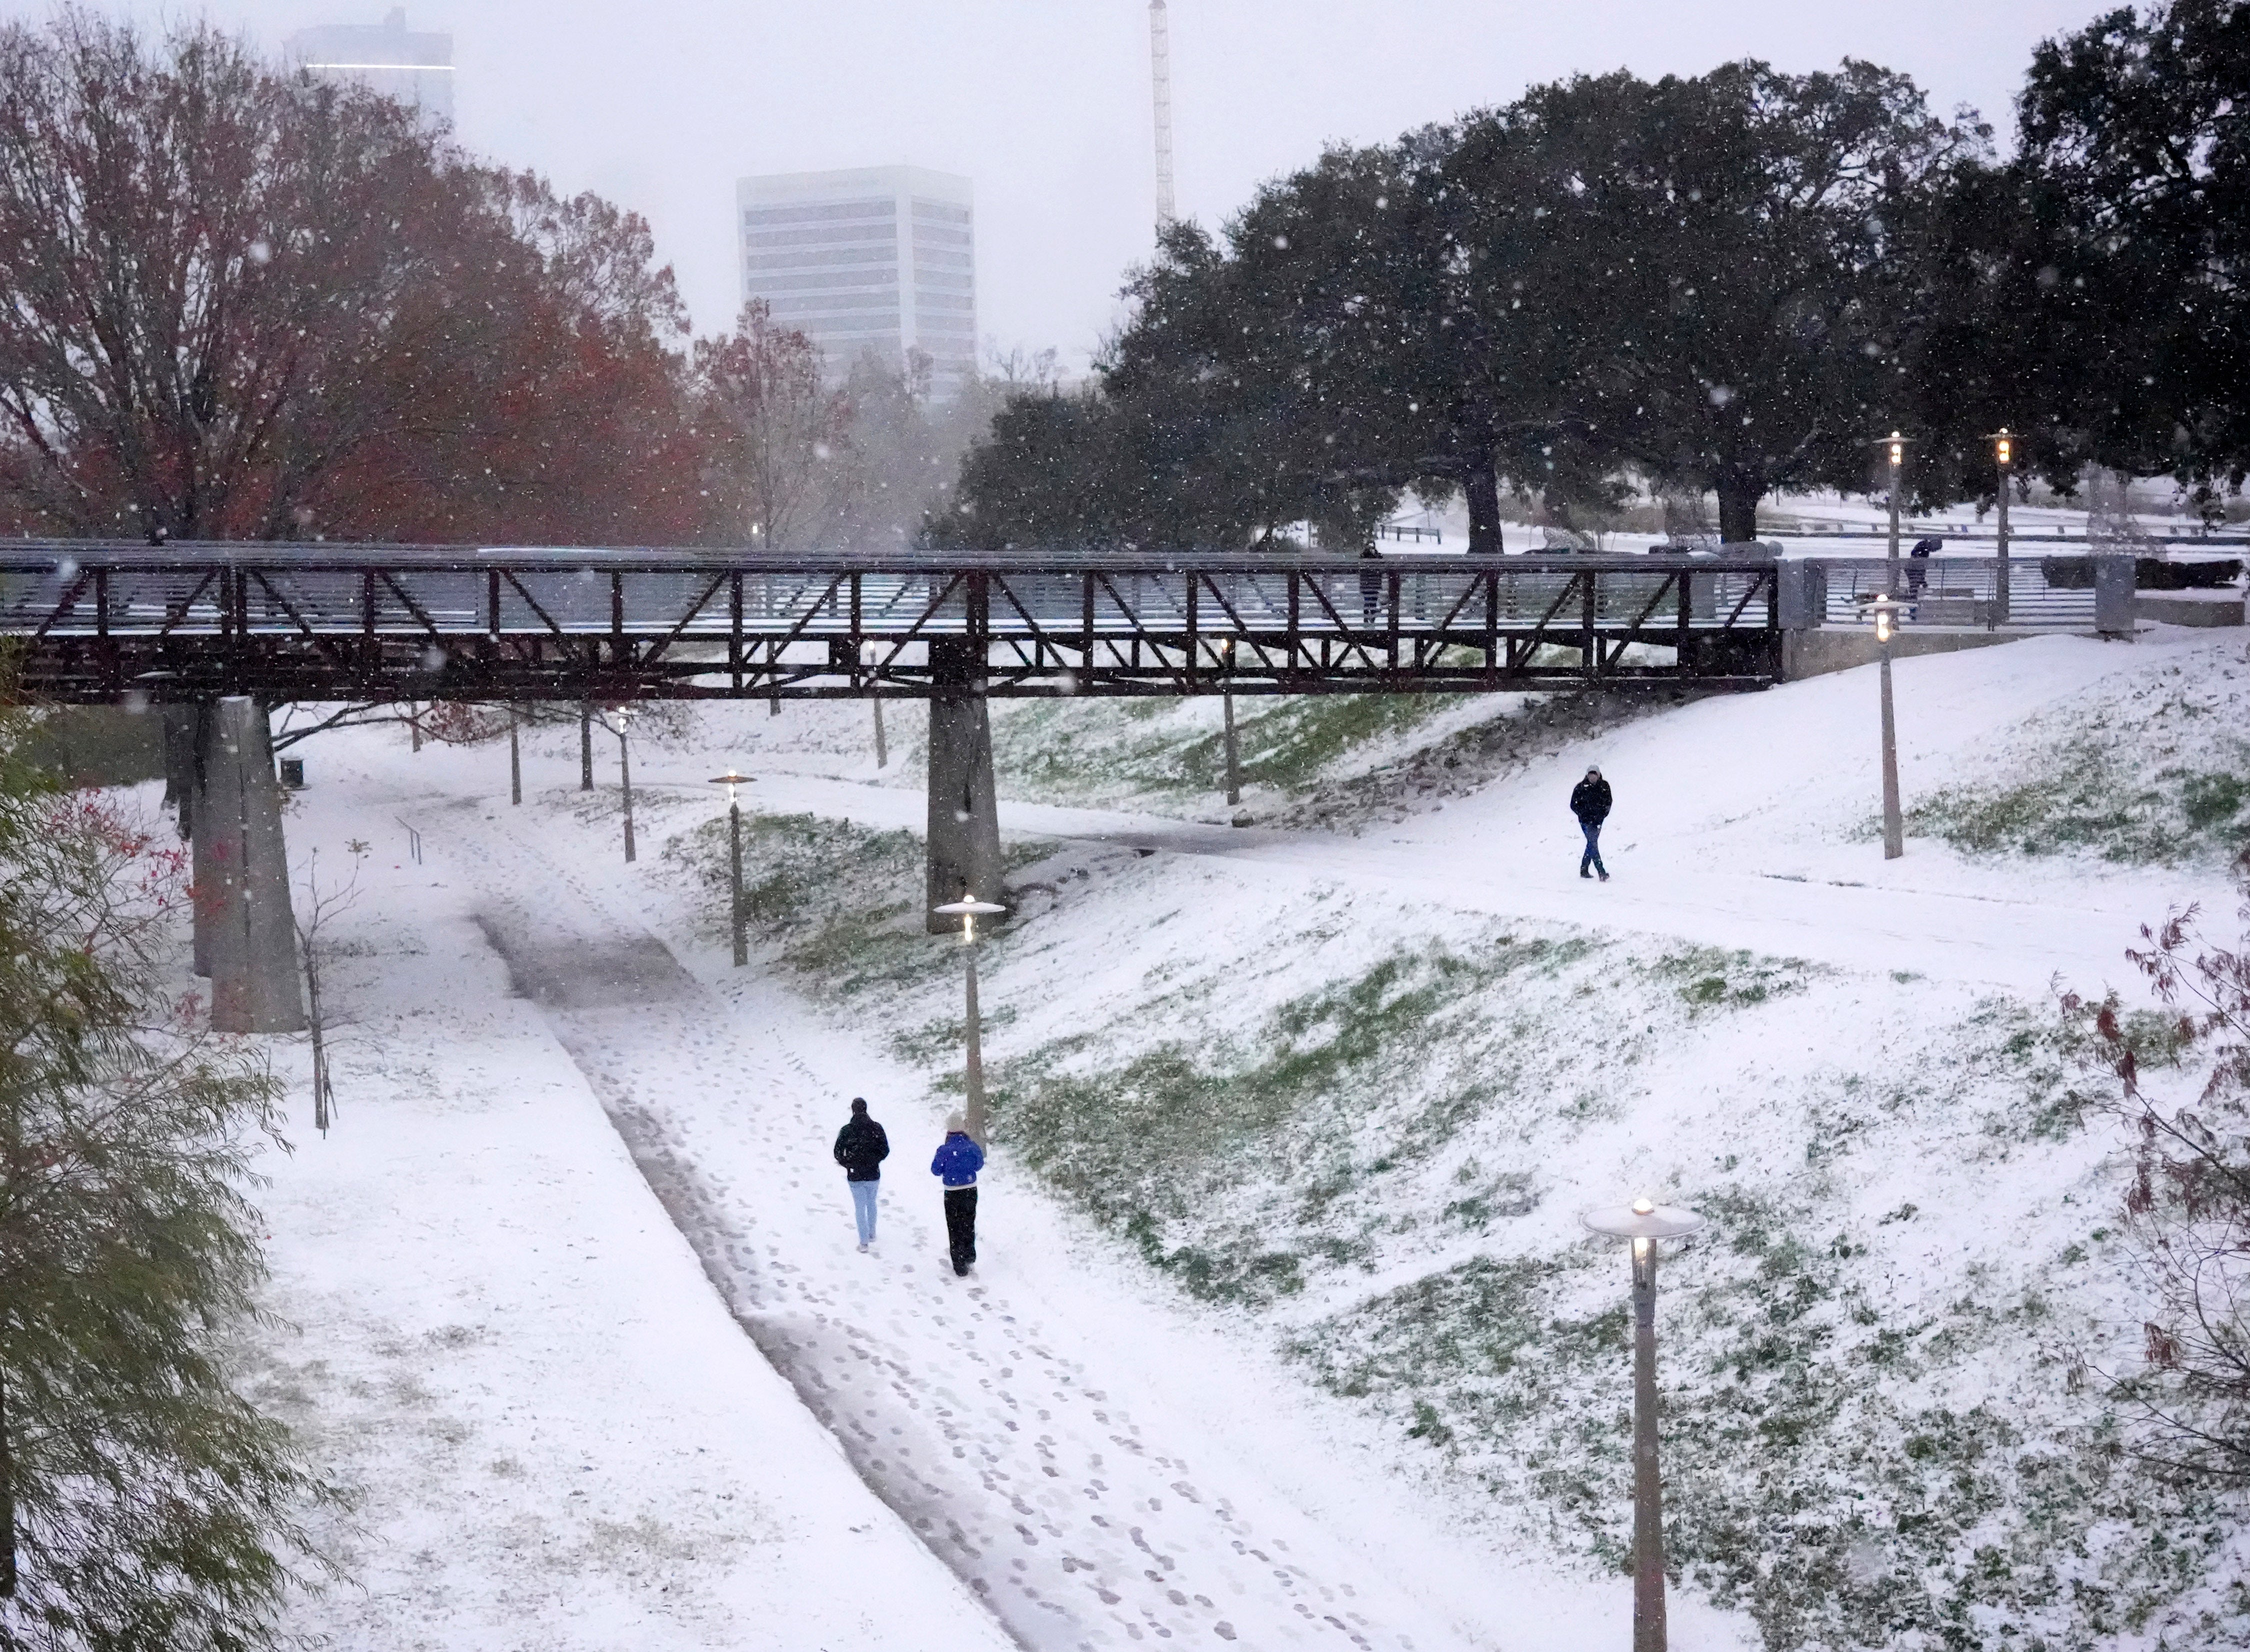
[850, 1179, 880, 1245]
[1580, 820, 1607, 875]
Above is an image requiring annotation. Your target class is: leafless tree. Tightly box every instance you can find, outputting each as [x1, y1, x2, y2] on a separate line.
[692, 301, 852, 549]
[2064, 852, 2250, 1482]
[292, 843, 368, 1135]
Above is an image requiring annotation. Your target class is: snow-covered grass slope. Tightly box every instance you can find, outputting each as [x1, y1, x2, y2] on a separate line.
[629, 628, 2250, 1651]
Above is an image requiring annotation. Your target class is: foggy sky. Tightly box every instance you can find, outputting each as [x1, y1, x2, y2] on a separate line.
[14, 0, 2108, 369]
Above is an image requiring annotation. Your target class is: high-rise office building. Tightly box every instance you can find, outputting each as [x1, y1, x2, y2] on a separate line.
[284, 9, 454, 127]
[736, 166, 976, 401]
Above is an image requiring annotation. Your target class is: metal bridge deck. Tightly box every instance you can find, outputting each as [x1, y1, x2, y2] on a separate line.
[0, 543, 1782, 703]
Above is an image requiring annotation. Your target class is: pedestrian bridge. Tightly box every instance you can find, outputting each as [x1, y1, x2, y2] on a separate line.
[1, 543, 1783, 703]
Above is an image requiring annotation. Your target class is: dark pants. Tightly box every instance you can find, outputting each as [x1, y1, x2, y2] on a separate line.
[1579, 819, 1608, 875]
[944, 1186, 978, 1275]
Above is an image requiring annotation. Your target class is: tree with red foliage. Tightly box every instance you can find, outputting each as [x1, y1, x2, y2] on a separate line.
[0, 12, 702, 547]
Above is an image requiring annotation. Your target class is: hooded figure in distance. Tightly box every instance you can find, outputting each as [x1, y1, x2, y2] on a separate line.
[1570, 766, 1612, 882]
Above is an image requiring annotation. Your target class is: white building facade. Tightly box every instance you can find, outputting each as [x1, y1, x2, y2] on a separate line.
[284, 9, 454, 127]
[736, 166, 976, 401]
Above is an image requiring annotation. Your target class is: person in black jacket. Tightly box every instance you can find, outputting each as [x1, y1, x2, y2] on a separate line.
[833, 1097, 890, 1252]
[1570, 766, 1612, 882]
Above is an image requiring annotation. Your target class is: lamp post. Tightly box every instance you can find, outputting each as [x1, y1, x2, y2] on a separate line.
[866, 642, 888, 770]
[710, 770, 754, 966]
[932, 896, 1007, 1144]
[1867, 593, 1904, 859]
[508, 705, 522, 806]
[1218, 637, 1242, 807]
[1880, 431, 1908, 596]
[1582, 1196, 1704, 1652]
[1990, 429, 2014, 625]
[616, 707, 637, 864]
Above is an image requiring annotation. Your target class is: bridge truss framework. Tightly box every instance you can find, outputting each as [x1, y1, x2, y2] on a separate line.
[1, 545, 1784, 704]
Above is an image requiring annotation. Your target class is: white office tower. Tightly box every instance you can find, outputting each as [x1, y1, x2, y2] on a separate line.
[736, 167, 977, 402]
[284, 9, 454, 127]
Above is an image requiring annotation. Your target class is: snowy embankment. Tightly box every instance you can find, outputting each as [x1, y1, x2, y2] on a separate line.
[246, 625, 2249, 1651]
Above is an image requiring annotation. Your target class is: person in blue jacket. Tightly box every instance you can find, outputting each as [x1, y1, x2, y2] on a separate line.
[930, 1115, 986, 1277]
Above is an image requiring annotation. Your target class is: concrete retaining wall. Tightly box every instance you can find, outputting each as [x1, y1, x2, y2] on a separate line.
[2136, 591, 2246, 628]
[1781, 627, 2044, 681]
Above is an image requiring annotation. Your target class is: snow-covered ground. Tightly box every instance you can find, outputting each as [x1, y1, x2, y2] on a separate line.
[248, 737, 1704, 1651]
[239, 623, 2250, 1649]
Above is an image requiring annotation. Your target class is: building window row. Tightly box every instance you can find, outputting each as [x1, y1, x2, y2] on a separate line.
[742, 224, 899, 251]
[740, 198, 898, 228]
[910, 199, 972, 224]
[744, 245, 900, 273]
[752, 269, 906, 295]
[765, 293, 910, 315]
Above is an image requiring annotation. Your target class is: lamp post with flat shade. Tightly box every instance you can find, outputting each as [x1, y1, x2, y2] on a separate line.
[1218, 637, 1242, 807]
[616, 707, 637, 864]
[709, 770, 754, 966]
[1866, 593, 1904, 859]
[866, 642, 888, 770]
[932, 897, 1006, 1144]
[1879, 431, 1910, 596]
[1582, 1196, 1704, 1652]
[1990, 429, 2014, 624]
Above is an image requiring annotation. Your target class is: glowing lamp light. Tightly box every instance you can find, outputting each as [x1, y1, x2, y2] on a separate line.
[1866, 592, 1902, 644]
[708, 768, 753, 806]
[933, 895, 1008, 943]
[1887, 431, 1904, 469]
[1994, 429, 2014, 468]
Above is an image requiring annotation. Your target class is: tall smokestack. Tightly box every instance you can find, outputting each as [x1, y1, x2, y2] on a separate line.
[1149, 0, 1175, 228]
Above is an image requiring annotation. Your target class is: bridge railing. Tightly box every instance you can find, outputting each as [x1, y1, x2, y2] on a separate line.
[1802, 555, 2099, 629]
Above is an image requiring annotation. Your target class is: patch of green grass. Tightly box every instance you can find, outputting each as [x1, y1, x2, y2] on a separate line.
[986, 693, 1459, 804]
[1646, 946, 1814, 1014]
[1906, 744, 2250, 865]
[662, 809, 1055, 999]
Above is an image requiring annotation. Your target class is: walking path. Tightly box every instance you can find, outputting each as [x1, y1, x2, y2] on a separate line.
[256, 773, 1014, 1652]
[624, 631, 2236, 1000]
[424, 785, 1678, 1651]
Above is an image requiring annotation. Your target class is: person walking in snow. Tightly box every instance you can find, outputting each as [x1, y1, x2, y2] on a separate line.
[1358, 543, 1384, 626]
[1570, 765, 1612, 882]
[1906, 535, 1940, 603]
[833, 1097, 890, 1253]
[930, 1115, 986, 1277]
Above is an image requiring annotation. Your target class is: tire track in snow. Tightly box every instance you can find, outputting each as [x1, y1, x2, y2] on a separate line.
[431, 802, 1448, 1652]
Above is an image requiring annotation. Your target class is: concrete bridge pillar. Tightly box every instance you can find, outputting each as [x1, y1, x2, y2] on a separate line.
[194, 697, 306, 1033]
[162, 705, 213, 976]
[926, 638, 1004, 935]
